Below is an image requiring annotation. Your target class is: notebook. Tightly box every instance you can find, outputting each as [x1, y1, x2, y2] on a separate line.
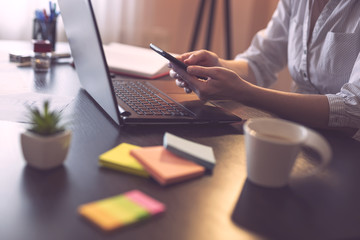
[78, 190, 165, 231]
[98, 143, 149, 177]
[130, 146, 205, 186]
[163, 132, 216, 171]
[103, 42, 169, 79]
[58, 0, 242, 126]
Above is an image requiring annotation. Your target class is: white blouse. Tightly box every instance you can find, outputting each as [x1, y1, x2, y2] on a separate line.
[236, 0, 360, 140]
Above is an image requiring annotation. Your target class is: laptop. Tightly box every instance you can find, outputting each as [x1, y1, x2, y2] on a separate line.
[58, 0, 241, 126]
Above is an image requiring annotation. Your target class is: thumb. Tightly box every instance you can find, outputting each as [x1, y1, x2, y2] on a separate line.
[187, 65, 219, 80]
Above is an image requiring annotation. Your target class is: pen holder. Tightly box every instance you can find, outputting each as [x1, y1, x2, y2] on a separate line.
[32, 18, 57, 51]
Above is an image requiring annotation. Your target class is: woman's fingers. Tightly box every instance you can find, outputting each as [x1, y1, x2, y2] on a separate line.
[171, 69, 193, 93]
[169, 69, 179, 79]
[184, 87, 192, 93]
[187, 65, 218, 79]
[175, 79, 186, 88]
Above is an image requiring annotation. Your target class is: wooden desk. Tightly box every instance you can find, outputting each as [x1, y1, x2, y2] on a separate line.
[1, 41, 360, 240]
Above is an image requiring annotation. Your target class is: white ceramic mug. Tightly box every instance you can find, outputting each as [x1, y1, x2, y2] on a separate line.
[243, 118, 332, 188]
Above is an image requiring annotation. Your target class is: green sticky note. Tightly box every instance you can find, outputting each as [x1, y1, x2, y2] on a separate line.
[97, 195, 150, 225]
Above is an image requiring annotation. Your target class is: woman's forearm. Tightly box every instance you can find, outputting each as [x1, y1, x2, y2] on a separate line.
[242, 85, 330, 128]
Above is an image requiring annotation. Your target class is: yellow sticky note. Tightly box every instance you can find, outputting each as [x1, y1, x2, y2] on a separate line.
[99, 143, 149, 177]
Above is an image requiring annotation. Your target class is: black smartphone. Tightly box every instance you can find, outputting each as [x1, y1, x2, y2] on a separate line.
[150, 43, 207, 80]
[149, 43, 188, 70]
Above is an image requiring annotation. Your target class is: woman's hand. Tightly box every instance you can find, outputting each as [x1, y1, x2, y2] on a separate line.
[187, 65, 253, 102]
[169, 50, 222, 93]
[172, 63, 253, 102]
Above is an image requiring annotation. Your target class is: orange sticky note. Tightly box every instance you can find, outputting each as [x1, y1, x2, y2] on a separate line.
[130, 146, 205, 186]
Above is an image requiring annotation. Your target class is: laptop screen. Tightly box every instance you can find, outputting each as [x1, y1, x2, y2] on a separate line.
[58, 0, 122, 125]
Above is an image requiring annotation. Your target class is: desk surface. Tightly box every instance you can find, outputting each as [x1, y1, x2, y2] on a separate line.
[1, 41, 360, 240]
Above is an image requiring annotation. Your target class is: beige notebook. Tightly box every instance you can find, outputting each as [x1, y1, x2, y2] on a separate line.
[103, 43, 169, 79]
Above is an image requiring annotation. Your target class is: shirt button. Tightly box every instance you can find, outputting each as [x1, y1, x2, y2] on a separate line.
[303, 73, 307, 78]
[303, 50, 307, 55]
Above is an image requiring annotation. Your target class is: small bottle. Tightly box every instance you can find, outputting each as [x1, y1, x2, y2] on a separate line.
[32, 40, 52, 72]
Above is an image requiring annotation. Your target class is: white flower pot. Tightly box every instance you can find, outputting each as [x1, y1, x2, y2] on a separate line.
[21, 130, 72, 170]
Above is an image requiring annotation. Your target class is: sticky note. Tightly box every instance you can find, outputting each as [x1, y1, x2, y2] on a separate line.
[78, 190, 165, 231]
[163, 132, 216, 171]
[99, 143, 149, 177]
[125, 190, 165, 215]
[130, 146, 205, 186]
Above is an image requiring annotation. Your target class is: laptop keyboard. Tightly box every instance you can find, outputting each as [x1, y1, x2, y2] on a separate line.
[113, 81, 192, 116]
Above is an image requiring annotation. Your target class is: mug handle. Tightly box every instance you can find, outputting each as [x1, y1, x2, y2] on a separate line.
[303, 128, 332, 167]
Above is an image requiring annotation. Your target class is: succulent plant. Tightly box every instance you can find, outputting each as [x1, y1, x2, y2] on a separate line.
[27, 100, 65, 136]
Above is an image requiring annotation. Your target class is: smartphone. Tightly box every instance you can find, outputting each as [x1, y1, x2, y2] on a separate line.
[149, 43, 188, 70]
[150, 43, 206, 80]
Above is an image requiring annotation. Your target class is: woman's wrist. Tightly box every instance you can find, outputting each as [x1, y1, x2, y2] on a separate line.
[227, 78, 257, 104]
[221, 59, 257, 84]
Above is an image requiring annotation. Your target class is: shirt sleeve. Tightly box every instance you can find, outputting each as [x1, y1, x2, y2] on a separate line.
[326, 52, 360, 131]
[235, 0, 292, 87]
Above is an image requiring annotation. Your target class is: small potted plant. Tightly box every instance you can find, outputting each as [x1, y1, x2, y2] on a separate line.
[21, 100, 71, 170]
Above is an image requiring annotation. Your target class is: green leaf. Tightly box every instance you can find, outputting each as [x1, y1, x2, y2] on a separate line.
[26, 100, 66, 136]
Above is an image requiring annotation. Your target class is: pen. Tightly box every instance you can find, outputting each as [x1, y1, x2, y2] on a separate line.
[49, 1, 53, 21]
[43, 9, 48, 22]
[35, 10, 44, 21]
[53, 3, 57, 16]
[49, 1, 58, 22]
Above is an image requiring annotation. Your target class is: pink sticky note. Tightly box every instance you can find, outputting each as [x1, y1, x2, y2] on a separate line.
[125, 190, 166, 215]
[130, 146, 205, 186]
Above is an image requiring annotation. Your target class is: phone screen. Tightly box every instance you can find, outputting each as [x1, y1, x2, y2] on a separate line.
[149, 43, 188, 70]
